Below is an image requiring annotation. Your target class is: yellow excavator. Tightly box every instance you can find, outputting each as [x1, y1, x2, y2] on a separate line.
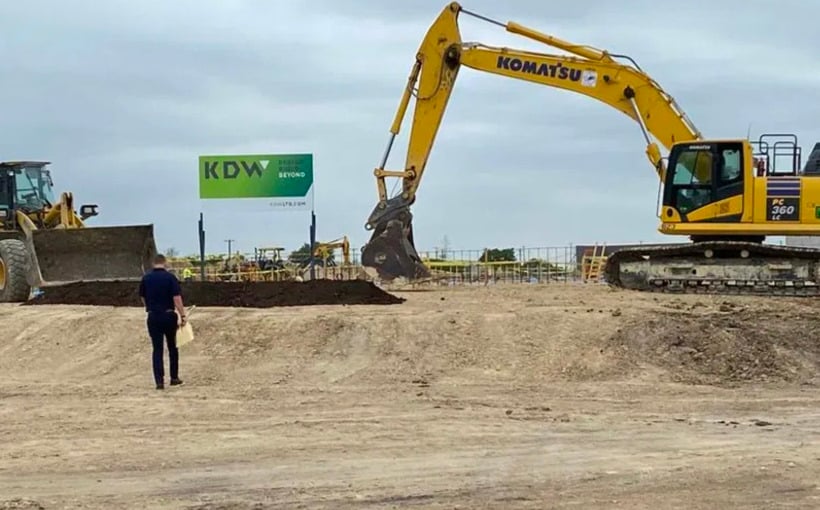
[313, 236, 351, 266]
[361, 2, 820, 296]
[0, 161, 156, 302]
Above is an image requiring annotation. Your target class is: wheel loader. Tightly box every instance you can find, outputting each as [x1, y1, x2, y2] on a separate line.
[0, 161, 157, 302]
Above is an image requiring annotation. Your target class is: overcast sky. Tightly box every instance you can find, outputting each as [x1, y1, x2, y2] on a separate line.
[1, 0, 816, 258]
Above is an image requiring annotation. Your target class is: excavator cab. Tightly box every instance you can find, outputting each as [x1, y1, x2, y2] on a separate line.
[661, 141, 747, 219]
[661, 135, 807, 232]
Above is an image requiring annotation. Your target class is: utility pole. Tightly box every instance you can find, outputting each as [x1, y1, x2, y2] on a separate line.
[224, 239, 235, 259]
[441, 235, 451, 260]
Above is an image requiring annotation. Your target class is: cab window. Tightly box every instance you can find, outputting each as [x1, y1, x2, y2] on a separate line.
[719, 148, 742, 184]
[672, 150, 713, 185]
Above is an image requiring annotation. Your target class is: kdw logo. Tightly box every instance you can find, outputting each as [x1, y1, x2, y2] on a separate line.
[204, 159, 269, 179]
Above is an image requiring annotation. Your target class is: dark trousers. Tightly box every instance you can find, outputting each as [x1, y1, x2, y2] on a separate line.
[147, 311, 179, 384]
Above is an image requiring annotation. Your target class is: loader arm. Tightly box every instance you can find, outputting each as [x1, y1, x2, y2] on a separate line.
[361, 1, 702, 281]
[34, 192, 92, 229]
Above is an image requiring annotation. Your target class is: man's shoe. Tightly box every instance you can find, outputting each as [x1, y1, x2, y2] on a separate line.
[170, 379, 184, 386]
[156, 383, 164, 390]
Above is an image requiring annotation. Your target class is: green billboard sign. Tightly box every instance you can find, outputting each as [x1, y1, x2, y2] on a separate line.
[198, 153, 313, 199]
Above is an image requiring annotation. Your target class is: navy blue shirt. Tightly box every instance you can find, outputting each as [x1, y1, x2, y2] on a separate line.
[138, 268, 182, 313]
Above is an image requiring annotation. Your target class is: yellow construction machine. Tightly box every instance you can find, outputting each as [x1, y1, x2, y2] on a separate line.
[254, 246, 288, 271]
[361, 2, 820, 295]
[313, 236, 351, 266]
[0, 161, 156, 302]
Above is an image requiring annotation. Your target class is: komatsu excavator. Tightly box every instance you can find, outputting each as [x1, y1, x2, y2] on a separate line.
[0, 161, 156, 302]
[360, 2, 820, 295]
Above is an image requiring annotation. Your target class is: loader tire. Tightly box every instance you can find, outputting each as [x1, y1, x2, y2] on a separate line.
[0, 239, 32, 303]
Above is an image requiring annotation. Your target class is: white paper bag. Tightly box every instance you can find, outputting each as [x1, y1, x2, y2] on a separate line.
[176, 305, 196, 347]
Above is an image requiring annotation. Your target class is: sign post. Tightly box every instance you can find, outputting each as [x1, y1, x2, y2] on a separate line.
[309, 210, 317, 280]
[198, 212, 206, 281]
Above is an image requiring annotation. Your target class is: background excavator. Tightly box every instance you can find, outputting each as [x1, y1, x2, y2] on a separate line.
[0, 161, 156, 302]
[313, 236, 351, 267]
[360, 2, 820, 296]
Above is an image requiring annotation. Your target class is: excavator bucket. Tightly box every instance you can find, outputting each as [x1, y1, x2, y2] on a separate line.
[361, 215, 431, 282]
[23, 224, 157, 287]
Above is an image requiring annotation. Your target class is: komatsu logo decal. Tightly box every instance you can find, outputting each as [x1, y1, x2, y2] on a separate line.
[496, 56, 597, 87]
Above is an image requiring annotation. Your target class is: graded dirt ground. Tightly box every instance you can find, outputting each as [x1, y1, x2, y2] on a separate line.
[1, 284, 820, 509]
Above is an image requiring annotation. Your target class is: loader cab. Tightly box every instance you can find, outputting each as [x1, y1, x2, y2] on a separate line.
[0, 161, 58, 230]
[0, 161, 57, 210]
[661, 141, 746, 222]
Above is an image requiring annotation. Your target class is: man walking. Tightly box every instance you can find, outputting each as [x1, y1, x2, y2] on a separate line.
[139, 253, 187, 390]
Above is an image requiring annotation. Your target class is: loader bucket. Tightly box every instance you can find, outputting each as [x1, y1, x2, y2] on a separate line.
[361, 216, 431, 282]
[24, 224, 157, 287]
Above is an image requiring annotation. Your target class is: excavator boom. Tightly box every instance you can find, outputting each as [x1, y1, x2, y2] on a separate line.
[361, 2, 701, 282]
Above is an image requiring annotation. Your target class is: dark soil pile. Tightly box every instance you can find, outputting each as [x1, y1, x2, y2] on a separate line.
[608, 302, 820, 386]
[25, 279, 405, 308]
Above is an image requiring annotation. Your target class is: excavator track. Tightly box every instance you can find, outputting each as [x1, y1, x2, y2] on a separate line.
[603, 241, 820, 296]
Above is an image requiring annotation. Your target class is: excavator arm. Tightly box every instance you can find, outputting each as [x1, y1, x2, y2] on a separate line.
[314, 236, 351, 266]
[361, 2, 703, 282]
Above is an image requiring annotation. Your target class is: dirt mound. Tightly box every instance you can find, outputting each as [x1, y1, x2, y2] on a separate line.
[608, 302, 820, 385]
[10, 284, 820, 389]
[24, 279, 404, 308]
